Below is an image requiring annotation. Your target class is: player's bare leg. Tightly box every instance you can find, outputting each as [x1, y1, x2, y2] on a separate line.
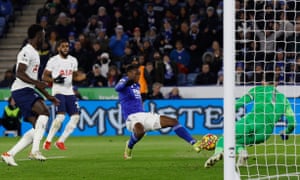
[124, 123, 145, 160]
[160, 115, 201, 152]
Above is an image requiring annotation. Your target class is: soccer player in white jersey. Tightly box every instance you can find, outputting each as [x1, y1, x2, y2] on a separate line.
[1, 24, 59, 166]
[42, 39, 81, 150]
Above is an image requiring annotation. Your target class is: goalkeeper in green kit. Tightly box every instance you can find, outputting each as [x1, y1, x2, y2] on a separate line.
[204, 72, 296, 168]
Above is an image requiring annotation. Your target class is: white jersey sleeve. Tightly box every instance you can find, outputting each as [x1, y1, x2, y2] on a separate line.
[46, 55, 78, 95]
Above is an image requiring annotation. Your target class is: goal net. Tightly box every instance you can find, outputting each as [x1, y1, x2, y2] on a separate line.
[234, 1, 300, 179]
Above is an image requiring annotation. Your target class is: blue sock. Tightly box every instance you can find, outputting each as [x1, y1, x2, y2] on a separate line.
[173, 124, 196, 145]
[128, 133, 140, 149]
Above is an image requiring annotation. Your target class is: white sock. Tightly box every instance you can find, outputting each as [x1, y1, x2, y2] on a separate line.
[46, 114, 65, 142]
[8, 128, 34, 156]
[58, 114, 79, 142]
[31, 115, 48, 153]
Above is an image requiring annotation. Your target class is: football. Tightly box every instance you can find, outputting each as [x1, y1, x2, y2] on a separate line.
[201, 134, 218, 151]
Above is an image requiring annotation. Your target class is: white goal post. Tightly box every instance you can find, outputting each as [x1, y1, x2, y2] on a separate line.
[223, 0, 238, 179]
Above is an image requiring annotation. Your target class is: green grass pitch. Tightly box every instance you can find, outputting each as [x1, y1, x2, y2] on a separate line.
[0, 135, 299, 180]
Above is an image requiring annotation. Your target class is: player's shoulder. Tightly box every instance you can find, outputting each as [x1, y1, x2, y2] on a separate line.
[67, 55, 77, 61]
[48, 54, 60, 62]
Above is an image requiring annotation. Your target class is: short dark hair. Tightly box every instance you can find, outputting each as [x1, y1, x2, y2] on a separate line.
[264, 71, 278, 84]
[126, 64, 139, 73]
[56, 39, 69, 47]
[27, 24, 43, 39]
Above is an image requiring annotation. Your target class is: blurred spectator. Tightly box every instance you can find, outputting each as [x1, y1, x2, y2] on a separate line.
[54, 12, 75, 39]
[168, 87, 182, 99]
[199, 6, 218, 51]
[120, 46, 134, 74]
[97, 6, 111, 32]
[68, 31, 76, 51]
[96, 28, 109, 51]
[47, 3, 58, 26]
[275, 65, 285, 85]
[185, 0, 200, 16]
[0, 97, 21, 136]
[39, 16, 51, 35]
[127, 9, 146, 34]
[144, 62, 155, 93]
[89, 41, 105, 71]
[286, 60, 300, 85]
[235, 62, 247, 85]
[47, 30, 58, 54]
[170, 40, 190, 74]
[81, 0, 100, 20]
[178, 6, 189, 23]
[208, 40, 223, 74]
[194, 63, 217, 85]
[73, 68, 89, 87]
[144, 26, 158, 46]
[107, 65, 121, 87]
[70, 40, 90, 73]
[67, 3, 85, 34]
[216, 70, 223, 86]
[155, 53, 178, 86]
[38, 40, 51, 80]
[140, 40, 155, 63]
[123, 0, 142, 18]
[0, 69, 15, 88]
[111, 9, 127, 33]
[249, 63, 264, 85]
[187, 22, 204, 73]
[109, 25, 129, 68]
[129, 27, 143, 55]
[87, 64, 107, 87]
[152, 0, 165, 21]
[175, 21, 190, 49]
[83, 15, 102, 39]
[166, 0, 180, 17]
[145, 3, 159, 31]
[157, 19, 174, 54]
[147, 82, 164, 99]
[97, 52, 112, 78]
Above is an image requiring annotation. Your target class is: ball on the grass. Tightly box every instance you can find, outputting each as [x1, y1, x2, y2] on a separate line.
[201, 134, 218, 151]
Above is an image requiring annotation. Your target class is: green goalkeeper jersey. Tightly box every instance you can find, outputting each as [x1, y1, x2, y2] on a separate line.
[235, 85, 295, 134]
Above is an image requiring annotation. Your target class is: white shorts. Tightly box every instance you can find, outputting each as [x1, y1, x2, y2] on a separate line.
[126, 112, 161, 132]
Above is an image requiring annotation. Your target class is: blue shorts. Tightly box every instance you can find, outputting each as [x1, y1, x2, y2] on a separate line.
[11, 87, 43, 121]
[55, 94, 79, 115]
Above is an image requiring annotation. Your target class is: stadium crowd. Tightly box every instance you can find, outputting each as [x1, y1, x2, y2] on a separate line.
[1, 0, 300, 91]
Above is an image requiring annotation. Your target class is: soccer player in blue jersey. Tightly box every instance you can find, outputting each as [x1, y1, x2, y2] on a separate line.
[115, 64, 201, 159]
[1, 24, 59, 166]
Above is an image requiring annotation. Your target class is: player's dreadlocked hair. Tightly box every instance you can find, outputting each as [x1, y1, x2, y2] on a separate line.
[27, 24, 43, 39]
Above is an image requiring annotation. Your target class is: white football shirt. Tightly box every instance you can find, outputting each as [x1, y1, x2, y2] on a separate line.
[45, 54, 78, 95]
[11, 44, 40, 91]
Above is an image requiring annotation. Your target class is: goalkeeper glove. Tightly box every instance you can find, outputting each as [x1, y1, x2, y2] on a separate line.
[280, 130, 289, 140]
[53, 75, 66, 84]
[125, 79, 134, 87]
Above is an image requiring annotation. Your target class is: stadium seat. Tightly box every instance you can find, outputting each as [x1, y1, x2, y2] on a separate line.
[186, 73, 198, 86]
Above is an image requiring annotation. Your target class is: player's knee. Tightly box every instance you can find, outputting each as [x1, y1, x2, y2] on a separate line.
[133, 123, 145, 138]
[69, 114, 80, 128]
[54, 114, 65, 128]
